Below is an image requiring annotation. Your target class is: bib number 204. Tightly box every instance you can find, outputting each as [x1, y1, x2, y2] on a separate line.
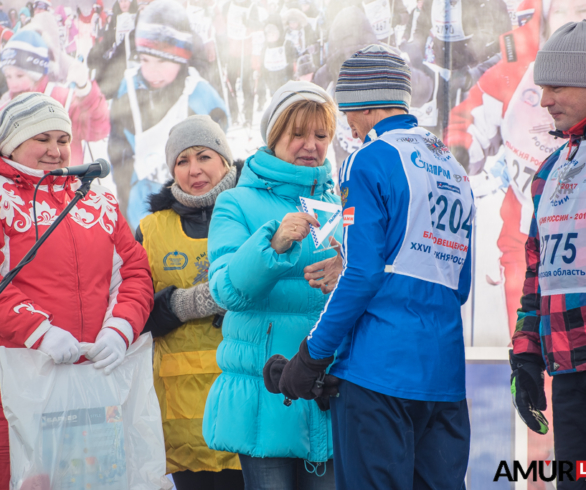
[540, 232, 578, 266]
[429, 192, 473, 238]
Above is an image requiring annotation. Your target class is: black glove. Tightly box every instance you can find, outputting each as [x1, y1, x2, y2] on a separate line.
[314, 375, 341, 411]
[279, 338, 335, 401]
[263, 354, 288, 394]
[510, 350, 549, 435]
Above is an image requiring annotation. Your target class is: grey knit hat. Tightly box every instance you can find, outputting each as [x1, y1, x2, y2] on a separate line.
[260, 80, 334, 144]
[165, 115, 233, 176]
[335, 44, 411, 112]
[0, 92, 72, 157]
[534, 20, 586, 87]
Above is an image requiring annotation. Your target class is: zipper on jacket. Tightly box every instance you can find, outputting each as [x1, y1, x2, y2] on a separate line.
[265, 322, 273, 362]
[65, 217, 84, 339]
[310, 179, 317, 196]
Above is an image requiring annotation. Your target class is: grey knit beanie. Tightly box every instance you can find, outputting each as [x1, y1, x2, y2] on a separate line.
[165, 115, 233, 176]
[260, 80, 334, 144]
[0, 92, 72, 157]
[534, 20, 586, 87]
[336, 44, 411, 112]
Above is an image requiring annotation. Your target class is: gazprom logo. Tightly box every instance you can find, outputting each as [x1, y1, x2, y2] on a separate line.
[163, 251, 188, 270]
[411, 150, 451, 180]
[411, 149, 426, 168]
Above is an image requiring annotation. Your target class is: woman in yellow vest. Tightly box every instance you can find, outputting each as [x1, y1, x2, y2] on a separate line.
[136, 115, 244, 490]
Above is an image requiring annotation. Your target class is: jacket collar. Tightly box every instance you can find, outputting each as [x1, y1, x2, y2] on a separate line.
[0, 157, 74, 191]
[239, 148, 335, 200]
[549, 116, 586, 160]
[4, 158, 45, 178]
[364, 114, 418, 143]
[549, 116, 586, 140]
[565, 116, 586, 138]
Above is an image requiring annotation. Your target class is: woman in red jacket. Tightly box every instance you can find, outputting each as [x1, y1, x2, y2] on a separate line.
[0, 92, 154, 489]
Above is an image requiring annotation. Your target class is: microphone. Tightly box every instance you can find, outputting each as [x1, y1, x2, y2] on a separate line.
[49, 159, 111, 179]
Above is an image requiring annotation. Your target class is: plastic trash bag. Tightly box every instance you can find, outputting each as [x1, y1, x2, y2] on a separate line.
[0, 333, 172, 490]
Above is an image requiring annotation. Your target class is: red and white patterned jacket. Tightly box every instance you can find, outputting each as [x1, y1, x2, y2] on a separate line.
[0, 157, 153, 350]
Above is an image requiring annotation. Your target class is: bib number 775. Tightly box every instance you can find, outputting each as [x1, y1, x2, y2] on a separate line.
[540, 232, 578, 266]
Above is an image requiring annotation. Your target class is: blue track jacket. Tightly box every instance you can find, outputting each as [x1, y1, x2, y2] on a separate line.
[307, 115, 472, 402]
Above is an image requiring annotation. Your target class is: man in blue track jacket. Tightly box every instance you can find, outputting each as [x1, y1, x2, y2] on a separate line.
[265, 44, 475, 489]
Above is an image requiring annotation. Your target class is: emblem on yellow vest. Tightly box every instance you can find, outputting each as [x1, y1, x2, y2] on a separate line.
[163, 250, 188, 270]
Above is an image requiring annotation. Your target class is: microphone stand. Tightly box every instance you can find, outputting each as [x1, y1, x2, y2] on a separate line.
[0, 177, 94, 295]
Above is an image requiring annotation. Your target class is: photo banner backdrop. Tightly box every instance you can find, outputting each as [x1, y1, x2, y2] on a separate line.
[0, 0, 576, 487]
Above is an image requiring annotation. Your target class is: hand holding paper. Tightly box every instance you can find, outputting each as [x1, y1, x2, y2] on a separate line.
[271, 212, 321, 254]
[299, 197, 342, 252]
[304, 237, 343, 293]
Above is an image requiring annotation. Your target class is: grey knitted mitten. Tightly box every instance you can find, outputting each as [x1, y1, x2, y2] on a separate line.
[170, 282, 225, 323]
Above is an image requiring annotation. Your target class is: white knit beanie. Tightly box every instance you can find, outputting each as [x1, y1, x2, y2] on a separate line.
[260, 80, 334, 144]
[0, 92, 72, 157]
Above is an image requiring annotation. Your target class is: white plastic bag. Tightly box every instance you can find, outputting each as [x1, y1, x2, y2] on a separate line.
[0, 333, 172, 490]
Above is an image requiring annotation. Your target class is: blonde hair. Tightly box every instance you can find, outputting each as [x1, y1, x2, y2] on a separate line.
[267, 99, 337, 152]
[176, 146, 230, 169]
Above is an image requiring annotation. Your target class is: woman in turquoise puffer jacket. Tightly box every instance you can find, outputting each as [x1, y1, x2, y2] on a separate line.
[203, 81, 342, 490]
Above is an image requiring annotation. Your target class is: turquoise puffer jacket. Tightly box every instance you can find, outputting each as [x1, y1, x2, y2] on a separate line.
[202, 149, 341, 462]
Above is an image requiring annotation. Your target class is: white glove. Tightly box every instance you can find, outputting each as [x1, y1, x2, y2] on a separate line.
[86, 328, 128, 375]
[38, 326, 82, 364]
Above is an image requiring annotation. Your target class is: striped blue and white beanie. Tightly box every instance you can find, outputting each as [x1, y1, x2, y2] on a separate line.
[335, 44, 411, 112]
[0, 30, 50, 80]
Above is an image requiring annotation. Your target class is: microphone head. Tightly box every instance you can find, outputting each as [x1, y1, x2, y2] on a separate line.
[95, 159, 111, 179]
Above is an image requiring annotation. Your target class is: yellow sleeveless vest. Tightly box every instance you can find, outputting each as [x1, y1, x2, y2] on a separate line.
[140, 209, 240, 474]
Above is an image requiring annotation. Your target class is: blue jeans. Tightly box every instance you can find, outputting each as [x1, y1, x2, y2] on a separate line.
[238, 454, 335, 490]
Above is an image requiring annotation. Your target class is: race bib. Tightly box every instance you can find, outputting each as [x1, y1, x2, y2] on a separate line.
[382, 127, 474, 289]
[264, 45, 288, 72]
[431, 0, 471, 42]
[501, 63, 560, 234]
[227, 3, 248, 41]
[116, 13, 136, 46]
[188, 6, 212, 44]
[536, 143, 586, 295]
[363, 0, 392, 40]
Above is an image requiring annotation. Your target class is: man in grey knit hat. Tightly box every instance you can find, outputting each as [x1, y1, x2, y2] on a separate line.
[511, 20, 586, 488]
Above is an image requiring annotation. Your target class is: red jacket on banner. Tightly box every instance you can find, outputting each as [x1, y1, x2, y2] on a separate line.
[444, 0, 563, 337]
[445, 0, 543, 168]
[0, 157, 153, 350]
